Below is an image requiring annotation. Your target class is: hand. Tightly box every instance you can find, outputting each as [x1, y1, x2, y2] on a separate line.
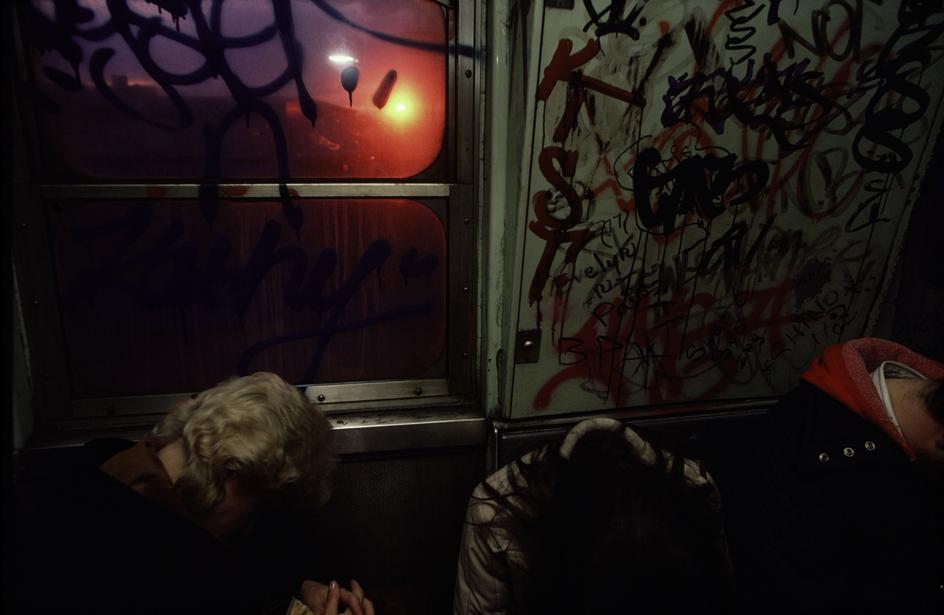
[325, 579, 374, 615]
[300, 579, 374, 615]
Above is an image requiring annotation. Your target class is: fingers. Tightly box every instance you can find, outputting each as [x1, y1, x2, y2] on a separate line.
[319, 578, 369, 615]
[337, 587, 362, 612]
[351, 578, 365, 602]
[325, 581, 340, 615]
[339, 593, 364, 615]
[340, 579, 368, 615]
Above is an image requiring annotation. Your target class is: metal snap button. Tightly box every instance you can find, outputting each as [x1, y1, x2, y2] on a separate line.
[864, 441, 876, 451]
[843, 447, 855, 457]
[818, 453, 830, 463]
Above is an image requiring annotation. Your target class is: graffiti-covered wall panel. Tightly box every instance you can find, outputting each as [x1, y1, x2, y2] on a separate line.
[510, 0, 944, 417]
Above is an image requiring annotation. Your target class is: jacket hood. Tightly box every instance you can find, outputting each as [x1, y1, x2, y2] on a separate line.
[801, 338, 944, 458]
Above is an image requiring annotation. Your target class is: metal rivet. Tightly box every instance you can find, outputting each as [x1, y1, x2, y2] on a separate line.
[864, 441, 876, 451]
[463, 216, 471, 225]
[316, 394, 326, 402]
[19, 223, 28, 229]
[522, 340, 535, 349]
[818, 453, 830, 463]
[413, 387, 423, 396]
[462, 352, 469, 358]
[464, 69, 472, 78]
[32, 300, 39, 306]
[843, 447, 855, 458]
[462, 285, 469, 292]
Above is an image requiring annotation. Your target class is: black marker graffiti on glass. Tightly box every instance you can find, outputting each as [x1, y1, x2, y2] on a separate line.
[59, 203, 437, 381]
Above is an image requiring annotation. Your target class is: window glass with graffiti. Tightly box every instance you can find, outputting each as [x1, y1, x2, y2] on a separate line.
[510, 0, 944, 416]
[24, 0, 447, 179]
[52, 198, 447, 397]
[13, 0, 470, 413]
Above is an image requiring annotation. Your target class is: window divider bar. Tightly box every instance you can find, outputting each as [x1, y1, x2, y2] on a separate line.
[40, 183, 454, 200]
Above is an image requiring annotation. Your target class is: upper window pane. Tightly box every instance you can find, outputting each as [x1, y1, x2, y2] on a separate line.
[25, 0, 447, 179]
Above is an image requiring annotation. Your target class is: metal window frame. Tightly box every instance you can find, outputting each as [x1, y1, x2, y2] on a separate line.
[12, 0, 482, 427]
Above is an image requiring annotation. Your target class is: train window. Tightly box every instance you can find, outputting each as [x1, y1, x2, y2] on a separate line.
[13, 0, 478, 422]
[25, 0, 447, 180]
[52, 199, 447, 398]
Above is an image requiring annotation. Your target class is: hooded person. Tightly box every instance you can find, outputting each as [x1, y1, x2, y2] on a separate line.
[453, 417, 734, 615]
[756, 338, 944, 614]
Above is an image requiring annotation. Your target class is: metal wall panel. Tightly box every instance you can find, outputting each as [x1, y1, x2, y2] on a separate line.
[502, 0, 944, 417]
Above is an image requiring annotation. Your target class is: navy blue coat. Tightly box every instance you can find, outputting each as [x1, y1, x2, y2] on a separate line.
[753, 382, 944, 613]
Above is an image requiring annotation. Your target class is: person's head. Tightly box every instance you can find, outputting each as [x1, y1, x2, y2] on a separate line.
[903, 378, 944, 467]
[483, 422, 733, 615]
[152, 372, 335, 537]
[928, 378, 944, 424]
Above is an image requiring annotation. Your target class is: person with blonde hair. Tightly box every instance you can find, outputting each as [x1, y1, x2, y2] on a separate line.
[16, 372, 373, 615]
[145, 372, 336, 539]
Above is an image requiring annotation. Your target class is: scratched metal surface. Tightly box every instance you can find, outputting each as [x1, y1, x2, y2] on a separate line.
[507, 0, 944, 416]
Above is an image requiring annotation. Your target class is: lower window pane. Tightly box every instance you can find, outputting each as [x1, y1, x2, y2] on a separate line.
[51, 198, 447, 398]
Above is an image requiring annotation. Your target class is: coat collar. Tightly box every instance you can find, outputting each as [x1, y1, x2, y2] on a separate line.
[801, 338, 944, 459]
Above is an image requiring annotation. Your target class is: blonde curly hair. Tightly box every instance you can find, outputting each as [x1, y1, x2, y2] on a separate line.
[152, 372, 335, 520]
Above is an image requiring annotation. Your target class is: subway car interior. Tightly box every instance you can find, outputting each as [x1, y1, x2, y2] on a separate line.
[3, 1, 944, 614]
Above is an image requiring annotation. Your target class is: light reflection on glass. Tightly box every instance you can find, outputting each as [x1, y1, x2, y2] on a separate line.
[328, 54, 357, 64]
